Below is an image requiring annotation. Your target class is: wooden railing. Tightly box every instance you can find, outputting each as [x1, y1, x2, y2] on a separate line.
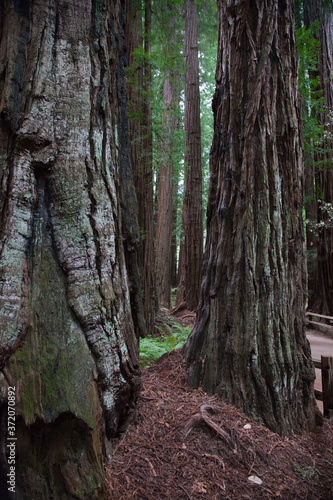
[313, 356, 333, 419]
[305, 311, 333, 418]
[306, 311, 333, 331]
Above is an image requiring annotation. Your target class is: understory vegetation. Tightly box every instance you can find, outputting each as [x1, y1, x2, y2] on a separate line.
[139, 313, 191, 366]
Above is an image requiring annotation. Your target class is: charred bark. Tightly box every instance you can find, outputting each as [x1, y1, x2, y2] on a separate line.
[185, 0, 322, 436]
[0, 0, 141, 497]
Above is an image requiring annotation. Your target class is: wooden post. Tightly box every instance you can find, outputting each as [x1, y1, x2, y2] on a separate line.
[322, 356, 333, 419]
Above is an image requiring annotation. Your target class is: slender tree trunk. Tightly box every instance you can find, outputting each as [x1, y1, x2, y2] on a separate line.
[0, 1, 140, 497]
[176, 0, 203, 311]
[121, 2, 146, 340]
[125, 0, 156, 335]
[156, 70, 175, 308]
[304, 0, 333, 315]
[184, 0, 321, 436]
[141, 0, 158, 330]
[171, 173, 179, 288]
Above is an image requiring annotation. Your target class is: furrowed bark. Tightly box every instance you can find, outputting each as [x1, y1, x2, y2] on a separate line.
[185, 0, 322, 436]
[125, 0, 157, 335]
[304, 0, 333, 316]
[0, 0, 140, 497]
[176, 0, 203, 311]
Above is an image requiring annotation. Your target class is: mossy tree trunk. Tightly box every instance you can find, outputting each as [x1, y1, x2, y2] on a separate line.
[184, 0, 322, 436]
[0, 0, 141, 498]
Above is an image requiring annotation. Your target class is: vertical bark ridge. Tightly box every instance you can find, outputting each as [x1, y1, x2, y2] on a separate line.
[176, 0, 203, 311]
[0, 0, 141, 496]
[304, 0, 333, 315]
[185, 0, 321, 436]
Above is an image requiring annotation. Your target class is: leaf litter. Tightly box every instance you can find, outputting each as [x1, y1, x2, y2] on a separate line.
[106, 350, 333, 499]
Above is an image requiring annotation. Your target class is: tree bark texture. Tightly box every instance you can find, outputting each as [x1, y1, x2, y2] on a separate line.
[141, 0, 158, 331]
[119, 2, 146, 341]
[0, 0, 140, 497]
[176, 0, 203, 311]
[184, 0, 321, 436]
[156, 70, 175, 308]
[125, 0, 156, 335]
[304, 0, 333, 315]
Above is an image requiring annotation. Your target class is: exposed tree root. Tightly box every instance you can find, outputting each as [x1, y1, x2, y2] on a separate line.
[185, 404, 237, 451]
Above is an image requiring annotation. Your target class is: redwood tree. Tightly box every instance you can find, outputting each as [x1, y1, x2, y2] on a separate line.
[185, 0, 322, 435]
[304, 0, 333, 315]
[0, 0, 140, 497]
[125, 0, 157, 334]
[155, 4, 181, 308]
[176, 0, 203, 311]
[156, 69, 176, 308]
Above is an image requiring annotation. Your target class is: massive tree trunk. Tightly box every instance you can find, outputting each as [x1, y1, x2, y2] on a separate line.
[184, 0, 321, 436]
[304, 0, 333, 315]
[176, 0, 203, 311]
[0, 1, 141, 497]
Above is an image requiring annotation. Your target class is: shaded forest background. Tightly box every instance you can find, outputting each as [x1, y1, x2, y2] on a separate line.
[125, 0, 333, 337]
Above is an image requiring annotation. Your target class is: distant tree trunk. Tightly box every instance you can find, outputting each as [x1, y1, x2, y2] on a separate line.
[125, 0, 156, 335]
[156, 69, 175, 308]
[176, 0, 203, 311]
[304, 0, 333, 315]
[185, 0, 321, 436]
[141, 0, 158, 330]
[0, 1, 141, 497]
[171, 174, 179, 288]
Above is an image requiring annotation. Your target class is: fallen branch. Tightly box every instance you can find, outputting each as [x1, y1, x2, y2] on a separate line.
[181, 313, 196, 320]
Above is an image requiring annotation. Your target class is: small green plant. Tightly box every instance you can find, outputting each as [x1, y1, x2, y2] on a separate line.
[139, 318, 191, 367]
[292, 462, 321, 481]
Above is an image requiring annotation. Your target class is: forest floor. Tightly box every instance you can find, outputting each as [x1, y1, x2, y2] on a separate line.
[106, 313, 333, 500]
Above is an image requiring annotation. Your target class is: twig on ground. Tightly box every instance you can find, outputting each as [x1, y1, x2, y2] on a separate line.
[178, 483, 193, 499]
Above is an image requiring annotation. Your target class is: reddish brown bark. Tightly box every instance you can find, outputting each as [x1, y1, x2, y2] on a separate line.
[304, 0, 333, 315]
[156, 70, 175, 308]
[185, 0, 321, 436]
[125, 0, 157, 334]
[176, 0, 203, 311]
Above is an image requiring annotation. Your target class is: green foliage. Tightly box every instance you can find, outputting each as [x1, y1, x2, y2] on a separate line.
[197, 0, 218, 231]
[126, 0, 218, 257]
[139, 318, 191, 367]
[292, 461, 321, 481]
[296, 20, 325, 164]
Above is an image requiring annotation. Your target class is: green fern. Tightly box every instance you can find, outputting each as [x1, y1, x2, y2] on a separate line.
[139, 319, 192, 367]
